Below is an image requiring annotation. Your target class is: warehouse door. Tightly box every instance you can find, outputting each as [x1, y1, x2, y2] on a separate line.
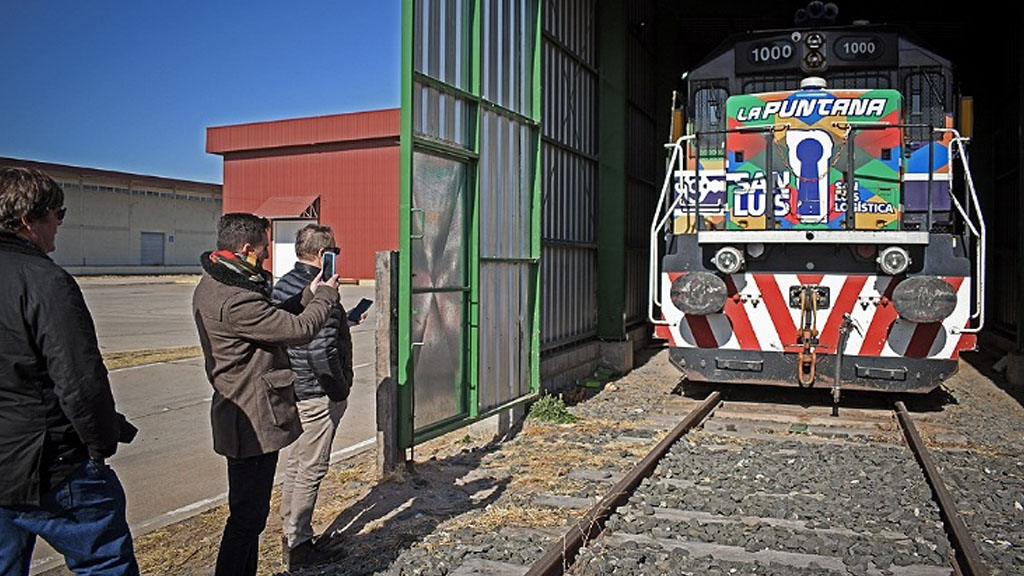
[399, 0, 541, 449]
[140, 232, 165, 265]
[271, 219, 316, 283]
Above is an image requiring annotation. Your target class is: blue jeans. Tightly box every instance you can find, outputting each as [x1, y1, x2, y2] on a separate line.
[0, 459, 139, 576]
[215, 451, 279, 576]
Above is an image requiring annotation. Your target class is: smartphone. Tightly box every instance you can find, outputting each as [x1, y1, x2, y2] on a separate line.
[321, 251, 336, 278]
[347, 298, 373, 323]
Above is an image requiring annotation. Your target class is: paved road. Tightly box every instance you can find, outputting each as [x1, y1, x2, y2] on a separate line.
[80, 279, 203, 353]
[31, 279, 378, 574]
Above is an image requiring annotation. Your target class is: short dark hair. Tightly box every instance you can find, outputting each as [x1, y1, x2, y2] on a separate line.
[0, 167, 65, 234]
[217, 212, 270, 251]
[295, 224, 335, 259]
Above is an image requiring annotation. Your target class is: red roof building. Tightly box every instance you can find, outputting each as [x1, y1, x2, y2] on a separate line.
[206, 108, 399, 281]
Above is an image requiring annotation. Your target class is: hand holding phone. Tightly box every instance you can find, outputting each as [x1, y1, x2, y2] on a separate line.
[321, 251, 336, 279]
[347, 298, 373, 323]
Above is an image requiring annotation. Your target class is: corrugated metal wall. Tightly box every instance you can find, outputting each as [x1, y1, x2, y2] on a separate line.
[221, 148, 398, 280]
[208, 110, 400, 280]
[206, 109, 399, 152]
[625, 0, 657, 329]
[477, 0, 539, 411]
[540, 0, 599, 351]
[403, 0, 540, 437]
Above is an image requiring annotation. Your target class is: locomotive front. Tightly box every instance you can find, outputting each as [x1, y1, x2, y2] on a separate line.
[649, 23, 986, 399]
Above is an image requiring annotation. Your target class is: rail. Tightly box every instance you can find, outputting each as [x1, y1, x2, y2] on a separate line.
[524, 391, 722, 576]
[895, 401, 989, 576]
[525, 394, 988, 576]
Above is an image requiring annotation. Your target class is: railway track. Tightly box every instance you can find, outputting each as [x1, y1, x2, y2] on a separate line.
[524, 390, 990, 576]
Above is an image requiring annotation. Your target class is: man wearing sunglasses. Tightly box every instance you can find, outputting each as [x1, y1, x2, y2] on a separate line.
[0, 167, 140, 575]
[271, 224, 358, 570]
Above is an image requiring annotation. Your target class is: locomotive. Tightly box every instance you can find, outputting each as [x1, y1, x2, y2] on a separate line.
[649, 4, 986, 401]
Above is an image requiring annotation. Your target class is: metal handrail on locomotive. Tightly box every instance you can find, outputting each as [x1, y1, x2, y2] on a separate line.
[648, 5, 986, 401]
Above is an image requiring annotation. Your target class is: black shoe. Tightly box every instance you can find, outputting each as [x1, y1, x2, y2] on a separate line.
[312, 537, 346, 562]
[287, 539, 316, 571]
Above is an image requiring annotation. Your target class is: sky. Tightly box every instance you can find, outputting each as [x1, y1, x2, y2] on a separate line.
[0, 1, 401, 184]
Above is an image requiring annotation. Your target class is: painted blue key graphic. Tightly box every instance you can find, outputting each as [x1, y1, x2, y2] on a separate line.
[785, 129, 833, 223]
[796, 137, 823, 217]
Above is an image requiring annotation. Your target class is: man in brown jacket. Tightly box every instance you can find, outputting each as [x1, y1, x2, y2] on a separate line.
[192, 213, 340, 576]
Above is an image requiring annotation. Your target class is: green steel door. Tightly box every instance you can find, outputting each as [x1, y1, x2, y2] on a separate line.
[399, 0, 541, 449]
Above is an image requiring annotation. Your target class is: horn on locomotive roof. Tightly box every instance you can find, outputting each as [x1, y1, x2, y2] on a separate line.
[794, 1, 839, 26]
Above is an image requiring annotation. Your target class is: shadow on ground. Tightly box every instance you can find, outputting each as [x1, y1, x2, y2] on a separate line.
[289, 346, 672, 574]
[287, 430, 519, 575]
[960, 344, 1024, 408]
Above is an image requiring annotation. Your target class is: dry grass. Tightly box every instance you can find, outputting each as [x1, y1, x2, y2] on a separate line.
[102, 346, 202, 371]
[133, 505, 227, 574]
[463, 417, 653, 501]
[426, 502, 570, 546]
[126, 450, 382, 576]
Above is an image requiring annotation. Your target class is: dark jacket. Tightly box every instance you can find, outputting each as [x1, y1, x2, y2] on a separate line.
[192, 252, 339, 459]
[0, 234, 129, 505]
[272, 262, 353, 402]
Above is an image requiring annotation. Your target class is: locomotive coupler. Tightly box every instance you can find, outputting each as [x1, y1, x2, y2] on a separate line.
[795, 287, 821, 387]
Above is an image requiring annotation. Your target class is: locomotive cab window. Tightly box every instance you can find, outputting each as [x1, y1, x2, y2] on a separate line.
[692, 84, 728, 157]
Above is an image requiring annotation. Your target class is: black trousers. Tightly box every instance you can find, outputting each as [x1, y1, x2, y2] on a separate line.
[215, 451, 279, 576]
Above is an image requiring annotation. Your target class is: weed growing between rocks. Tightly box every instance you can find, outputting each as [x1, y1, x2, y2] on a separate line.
[527, 393, 577, 424]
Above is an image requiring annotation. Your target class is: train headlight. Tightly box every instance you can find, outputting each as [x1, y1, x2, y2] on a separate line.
[892, 276, 957, 323]
[804, 50, 825, 70]
[877, 246, 911, 275]
[670, 272, 728, 316]
[712, 246, 745, 275]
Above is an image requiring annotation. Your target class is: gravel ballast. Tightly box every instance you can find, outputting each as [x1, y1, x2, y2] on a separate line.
[369, 348, 1023, 576]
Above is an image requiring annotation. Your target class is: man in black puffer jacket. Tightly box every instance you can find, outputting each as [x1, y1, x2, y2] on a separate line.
[271, 224, 355, 569]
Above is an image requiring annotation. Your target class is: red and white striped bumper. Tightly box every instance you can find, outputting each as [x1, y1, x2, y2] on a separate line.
[656, 272, 976, 360]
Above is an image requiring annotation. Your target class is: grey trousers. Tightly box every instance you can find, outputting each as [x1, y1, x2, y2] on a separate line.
[279, 395, 346, 549]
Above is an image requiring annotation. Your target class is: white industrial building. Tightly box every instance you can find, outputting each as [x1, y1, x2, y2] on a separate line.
[1, 157, 222, 274]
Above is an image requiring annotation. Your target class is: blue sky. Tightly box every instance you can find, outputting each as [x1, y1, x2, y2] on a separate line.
[0, 1, 400, 184]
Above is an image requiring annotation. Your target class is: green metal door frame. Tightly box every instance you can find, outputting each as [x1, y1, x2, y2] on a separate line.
[597, 0, 628, 341]
[399, 0, 542, 452]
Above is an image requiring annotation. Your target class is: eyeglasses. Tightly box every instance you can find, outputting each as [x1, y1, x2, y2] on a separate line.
[324, 246, 340, 254]
[54, 207, 67, 222]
